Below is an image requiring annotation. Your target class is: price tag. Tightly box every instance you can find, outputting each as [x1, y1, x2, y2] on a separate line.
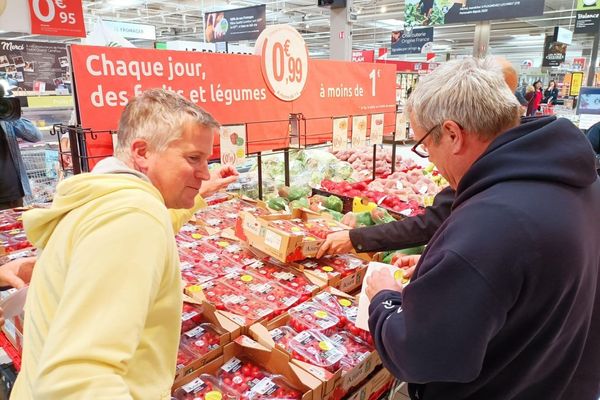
[256, 25, 309, 101]
[396, 112, 407, 140]
[332, 117, 348, 151]
[370, 113, 384, 145]
[351, 115, 367, 148]
[28, 0, 86, 37]
[220, 124, 246, 166]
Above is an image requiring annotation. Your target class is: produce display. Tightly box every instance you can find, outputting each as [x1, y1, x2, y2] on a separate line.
[330, 332, 373, 372]
[200, 278, 274, 322]
[181, 303, 205, 333]
[287, 330, 347, 373]
[173, 374, 240, 400]
[288, 302, 340, 336]
[297, 254, 367, 281]
[247, 259, 319, 303]
[180, 323, 223, 358]
[330, 147, 418, 179]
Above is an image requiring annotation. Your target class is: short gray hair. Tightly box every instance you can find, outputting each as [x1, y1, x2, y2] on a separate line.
[115, 89, 220, 161]
[405, 57, 521, 142]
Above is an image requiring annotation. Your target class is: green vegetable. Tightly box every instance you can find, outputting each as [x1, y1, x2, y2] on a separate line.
[289, 197, 310, 210]
[398, 245, 425, 255]
[381, 251, 395, 264]
[324, 195, 343, 212]
[355, 212, 374, 227]
[370, 207, 396, 225]
[288, 186, 311, 201]
[267, 197, 288, 211]
[322, 209, 343, 221]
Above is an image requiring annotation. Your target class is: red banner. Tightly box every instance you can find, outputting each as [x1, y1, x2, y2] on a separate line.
[28, 0, 86, 37]
[69, 45, 396, 164]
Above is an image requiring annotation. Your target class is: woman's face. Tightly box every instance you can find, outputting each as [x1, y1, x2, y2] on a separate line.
[535, 82, 542, 89]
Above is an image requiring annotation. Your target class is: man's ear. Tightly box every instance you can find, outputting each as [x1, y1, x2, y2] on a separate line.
[442, 120, 465, 155]
[130, 139, 151, 172]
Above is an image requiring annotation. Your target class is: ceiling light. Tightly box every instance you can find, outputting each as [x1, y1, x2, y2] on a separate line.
[380, 6, 387, 13]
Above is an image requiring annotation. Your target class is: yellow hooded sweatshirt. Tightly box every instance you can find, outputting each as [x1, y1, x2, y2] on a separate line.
[11, 158, 205, 400]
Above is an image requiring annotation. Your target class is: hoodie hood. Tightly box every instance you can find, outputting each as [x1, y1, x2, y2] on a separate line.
[24, 158, 163, 249]
[454, 116, 598, 209]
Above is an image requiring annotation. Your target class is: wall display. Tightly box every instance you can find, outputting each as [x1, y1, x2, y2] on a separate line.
[542, 35, 567, 67]
[351, 115, 367, 148]
[405, 0, 545, 26]
[220, 125, 247, 166]
[28, 0, 86, 37]
[391, 27, 434, 55]
[68, 43, 396, 165]
[0, 40, 69, 92]
[204, 5, 266, 43]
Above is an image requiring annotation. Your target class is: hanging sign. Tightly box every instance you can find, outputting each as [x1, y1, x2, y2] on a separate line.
[204, 5, 266, 43]
[220, 124, 247, 166]
[332, 117, 348, 151]
[395, 113, 407, 140]
[570, 72, 584, 96]
[351, 115, 367, 148]
[370, 113, 384, 145]
[28, 0, 86, 37]
[255, 24, 309, 102]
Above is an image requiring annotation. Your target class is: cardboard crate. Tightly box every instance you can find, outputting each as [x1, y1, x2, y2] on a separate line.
[249, 312, 381, 398]
[175, 296, 242, 379]
[343, 367, 395, 400]
[173, 335, 323, 400]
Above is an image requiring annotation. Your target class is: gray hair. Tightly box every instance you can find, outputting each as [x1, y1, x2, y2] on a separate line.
[115, 89, 220, 161]
[405, 57, 521, 142]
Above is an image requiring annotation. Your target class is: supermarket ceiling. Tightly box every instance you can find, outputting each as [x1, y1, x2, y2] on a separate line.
[0, 0, 593, 64]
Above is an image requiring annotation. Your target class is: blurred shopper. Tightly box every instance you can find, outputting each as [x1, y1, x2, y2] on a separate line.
[586, 120, 600, 174]
[543, 80, 560, 105]
[12, 89, 236, 399]
[525, 80, 543, 116]
[366, 57, 600, 400]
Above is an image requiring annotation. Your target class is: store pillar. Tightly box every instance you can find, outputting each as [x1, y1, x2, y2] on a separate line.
[329, 0, 353, 61]
[473, 21, 491, 58]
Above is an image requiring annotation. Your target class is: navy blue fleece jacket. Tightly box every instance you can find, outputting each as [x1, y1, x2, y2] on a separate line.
[369, 117, 600, 400]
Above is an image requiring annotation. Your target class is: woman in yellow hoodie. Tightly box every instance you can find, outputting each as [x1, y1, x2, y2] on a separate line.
[11, 89, 232, 399]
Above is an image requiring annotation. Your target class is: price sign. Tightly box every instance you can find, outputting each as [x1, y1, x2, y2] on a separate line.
[332, 117, 348, 151]
[395, 112, 407, 140]
[351, 115, 367, 148]
[220, 124, 247, 166]
[370, 113, 384, 145]
[28, 0, 86, 37]
[256, 25, 309, 101]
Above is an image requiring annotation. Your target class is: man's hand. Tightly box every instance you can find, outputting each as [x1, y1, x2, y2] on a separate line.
[0, 257, 36, 289]
[366, 268, 403, 301]
[316, 230, 354, 258]
[199, 165, 239, 198]
[392, 254, 420, 281]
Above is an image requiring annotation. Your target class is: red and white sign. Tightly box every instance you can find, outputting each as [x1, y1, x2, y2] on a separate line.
[351, 115, 367, 148]
[69, 42, 396, 165]
[352, 50, 375, 63]
[28, 0, 86, 37]
[255, 25, 309, 102]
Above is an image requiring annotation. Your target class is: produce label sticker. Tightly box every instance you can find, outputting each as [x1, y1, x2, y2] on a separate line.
[351, 115, 367, 148]
[264, 229, 283, 250]
[332, 117, 348, 151]
[370, 113, 384, 145]
[220, 124, 246, 166]
[182, 377, 206, 393]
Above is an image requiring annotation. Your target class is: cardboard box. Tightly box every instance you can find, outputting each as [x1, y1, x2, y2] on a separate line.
[195, 195, 270, 235]
[176, 297, 242, 379]
[237, 208, 349, 263]
[343, 367, 394, 400]
[173, 335, 323, 400]
[249, 311, 381, 398]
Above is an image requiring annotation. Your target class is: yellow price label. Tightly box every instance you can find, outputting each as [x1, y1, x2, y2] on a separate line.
[191, 233, 203, 239]
[322, 266, 334, 272]
[205, 391, 223, 400]
[339, 299, 352, 307]
[217, 241, 229, 248]
[319, 341, 331, 351]
[305, 237, 316, 241]
[241, 275, 253, 282]
[188, 285, 202, 293]
[314, 310, 328, 319]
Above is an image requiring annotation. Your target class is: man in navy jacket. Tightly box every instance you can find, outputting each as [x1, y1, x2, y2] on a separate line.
[366, 57, 600, 399]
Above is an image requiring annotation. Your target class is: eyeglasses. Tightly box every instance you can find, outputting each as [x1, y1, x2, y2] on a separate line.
[411, 124, 439, 158]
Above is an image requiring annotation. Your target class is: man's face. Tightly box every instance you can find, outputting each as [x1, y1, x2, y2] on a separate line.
[145, 122, 213, 209]
[410, 116, 456, 189]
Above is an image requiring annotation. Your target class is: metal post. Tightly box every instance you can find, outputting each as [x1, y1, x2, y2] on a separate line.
[473, 21, 491, 58]
[68, 128, 82, 174]
[587, 23, 600, 86]
[284, 148, 290, 187]
[391, 131, 397, 174]
[257, 152, 263, 200]
[372, 144, 377, 181]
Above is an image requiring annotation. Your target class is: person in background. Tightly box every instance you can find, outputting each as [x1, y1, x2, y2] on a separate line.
[0, 84, 43, 210]
[525, 80, 543, 116]
[11, 89, 236, 399]
[366, 57, 600, 399]
[585, 120, 600, 174]
[543, 79, 560, 105]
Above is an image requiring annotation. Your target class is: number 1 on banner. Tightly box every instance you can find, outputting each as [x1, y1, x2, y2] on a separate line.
[332, 117, 348, 151]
